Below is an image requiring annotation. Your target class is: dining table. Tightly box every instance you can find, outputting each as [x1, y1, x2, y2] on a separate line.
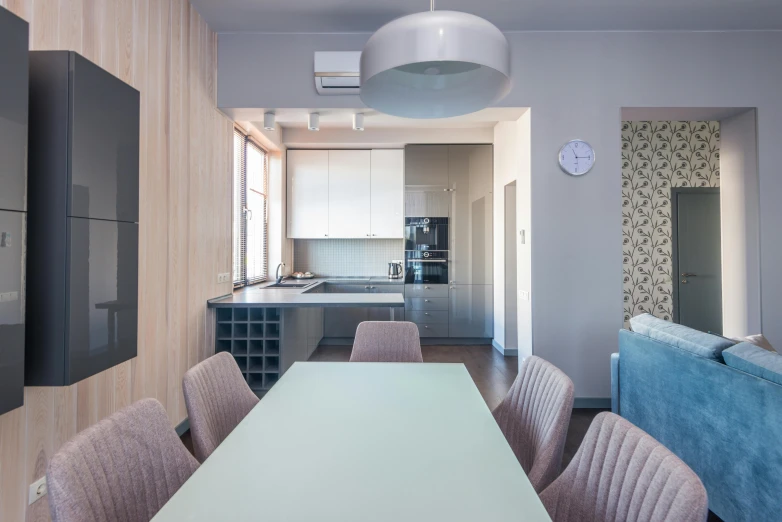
[152, 362, 552, 522]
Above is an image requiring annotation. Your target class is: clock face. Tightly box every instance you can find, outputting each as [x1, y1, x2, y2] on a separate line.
[559, 140, 595, 176]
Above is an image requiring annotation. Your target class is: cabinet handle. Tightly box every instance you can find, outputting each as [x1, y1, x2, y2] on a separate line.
[370, 286, 375, 289]
[372, 234, 376, 236]
[449, 280, 454, 284]
[424, 286, 430, 290]
[424, 325, 429, 329]
[366, 234, 370, 237]
[364, 286, 370, 289]
[424, 312, 429, 315]
[324, 234, 328, 237]
[424, 299, 430, 303]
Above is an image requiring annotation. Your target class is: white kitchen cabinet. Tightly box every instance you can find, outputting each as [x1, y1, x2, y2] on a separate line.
[287, 150, 329, 238]
[370, 149, 404, 238]
[328, 150, 371, 238]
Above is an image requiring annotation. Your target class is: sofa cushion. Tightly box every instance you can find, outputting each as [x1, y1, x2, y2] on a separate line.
[629, 313, 734, 361]
[723, 342, 782, 386]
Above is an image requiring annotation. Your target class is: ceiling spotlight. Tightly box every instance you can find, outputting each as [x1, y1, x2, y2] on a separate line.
[308, 112, 320, 131]
[263, 112, 275, 130]
[353, 113, 365, 131]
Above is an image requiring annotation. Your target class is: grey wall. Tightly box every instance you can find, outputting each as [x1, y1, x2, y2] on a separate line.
[219, 30, 782, 399]
[293, 239, 403, 277]
[720, 109, 762, 337]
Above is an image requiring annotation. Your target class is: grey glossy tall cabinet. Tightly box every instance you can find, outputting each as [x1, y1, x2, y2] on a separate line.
[0, 6, 28, 415]
[25, 51, 140, 386]
[404, 145, 493, 339]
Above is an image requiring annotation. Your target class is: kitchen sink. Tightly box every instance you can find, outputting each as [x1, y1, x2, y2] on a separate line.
[264, 282, 313, 289]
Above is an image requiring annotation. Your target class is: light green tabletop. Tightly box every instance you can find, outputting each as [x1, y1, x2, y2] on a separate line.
[153, 362, 551, 522]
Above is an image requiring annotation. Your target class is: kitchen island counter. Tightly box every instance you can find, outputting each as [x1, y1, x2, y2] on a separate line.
[207, 278, 405, 309]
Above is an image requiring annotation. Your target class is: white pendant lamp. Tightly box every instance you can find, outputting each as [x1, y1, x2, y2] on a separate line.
[360, 1, 511, 119]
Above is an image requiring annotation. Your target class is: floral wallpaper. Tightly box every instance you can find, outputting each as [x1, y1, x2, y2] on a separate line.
[621, 121, 720, 328]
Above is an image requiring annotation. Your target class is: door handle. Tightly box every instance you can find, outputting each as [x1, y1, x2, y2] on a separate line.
[681, 273, 697, 277]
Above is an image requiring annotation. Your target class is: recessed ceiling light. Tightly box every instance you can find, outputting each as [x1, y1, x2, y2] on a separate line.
[353, 113, 365, 131]
[360, 2, 511, 119]
[263, 112, 275, 131]
[308, 112, 320, 131]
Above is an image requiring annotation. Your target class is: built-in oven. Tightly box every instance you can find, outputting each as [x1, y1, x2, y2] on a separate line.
[404, 217, 448, 251]
[405, 250, 449, 284]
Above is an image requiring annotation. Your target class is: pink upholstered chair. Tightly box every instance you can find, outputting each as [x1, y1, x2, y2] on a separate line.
[47, 398, 198, 522]
[540, 412, 709, 522]
[183, 351, 259, 462]
[349, 321, 423, 362]
[492, 355, 575, 492]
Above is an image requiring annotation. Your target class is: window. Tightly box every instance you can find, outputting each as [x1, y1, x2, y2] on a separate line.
[233, 127, 268, 287]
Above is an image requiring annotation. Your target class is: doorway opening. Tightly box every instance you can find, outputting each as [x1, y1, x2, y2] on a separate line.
[621, 108, 761, 337]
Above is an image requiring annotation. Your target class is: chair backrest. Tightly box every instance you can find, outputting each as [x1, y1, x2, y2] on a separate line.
[183, 351, 260, 462]
[47, 398, 199, 522]
[492, 355, 574, 492]
[540, 412, 709, 522]
[349, 321, 423, 362]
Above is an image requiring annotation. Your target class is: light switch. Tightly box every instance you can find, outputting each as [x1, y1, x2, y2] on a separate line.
[519, 230, 526, 245]
[520, 291, 530, 301]
[0, 231, 10, 247]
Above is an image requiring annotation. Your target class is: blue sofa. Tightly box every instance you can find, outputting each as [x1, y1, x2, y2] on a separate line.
[612, 316, 782, 522]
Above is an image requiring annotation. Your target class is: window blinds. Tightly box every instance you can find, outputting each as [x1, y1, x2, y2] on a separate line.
[232, 128, 268, 287]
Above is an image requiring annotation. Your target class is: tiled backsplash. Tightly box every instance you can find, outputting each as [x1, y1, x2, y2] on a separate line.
[293, 239, 404, 277]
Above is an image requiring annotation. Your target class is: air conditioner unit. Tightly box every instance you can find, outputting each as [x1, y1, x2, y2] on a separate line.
[314, 51, 361, 95]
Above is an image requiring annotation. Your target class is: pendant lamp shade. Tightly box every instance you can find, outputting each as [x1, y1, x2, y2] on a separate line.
[360, 10, 511, 119]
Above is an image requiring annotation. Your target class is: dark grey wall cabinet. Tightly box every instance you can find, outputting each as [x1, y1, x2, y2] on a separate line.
[0, 6, 28, 415]
[26, 51, 140, 386]
[0, 210, 26, 414]
[0, 7, 29, 214]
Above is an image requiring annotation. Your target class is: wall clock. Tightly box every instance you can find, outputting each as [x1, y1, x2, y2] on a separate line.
[558, 139, 595, 176]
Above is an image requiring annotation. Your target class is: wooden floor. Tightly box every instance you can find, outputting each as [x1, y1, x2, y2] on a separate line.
[308, 344, 603, 468]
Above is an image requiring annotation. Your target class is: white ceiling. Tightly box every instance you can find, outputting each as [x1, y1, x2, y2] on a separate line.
[252, 107, 527, 130]
[191, 0, 782, 33]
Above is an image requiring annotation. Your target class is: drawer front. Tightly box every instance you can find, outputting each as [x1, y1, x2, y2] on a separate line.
[405, 284, 449, 299]
[405, 297, 449, 311]
[415, 323, 449, 338]
[407, 311, 448, 324]
[370, 284, 405, 295]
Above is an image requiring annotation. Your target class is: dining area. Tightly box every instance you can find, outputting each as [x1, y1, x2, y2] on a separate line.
[44, 322, 708, 522]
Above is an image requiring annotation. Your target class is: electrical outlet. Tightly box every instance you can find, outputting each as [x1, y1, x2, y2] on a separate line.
[217, 272, 231, 284]
[29, 476, 47, 505]
[520, 290, 530, 301]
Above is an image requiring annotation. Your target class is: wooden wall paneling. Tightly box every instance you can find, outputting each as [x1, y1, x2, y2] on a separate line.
[32, 0, 59, 49]
[80, 0, 98, 61]
[0, 407, 26, 522]
[57, 0, 82, 51]
[186, 3, 204, 372]
[131, 0, 149, 404]
[0, 0, 232, 518]
[167, 0, 189, 424]
[113, 0, 134, 412]
[24, 388, 53, 521]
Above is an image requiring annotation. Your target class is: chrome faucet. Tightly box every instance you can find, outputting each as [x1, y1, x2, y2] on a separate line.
[276, 262, 285, 284]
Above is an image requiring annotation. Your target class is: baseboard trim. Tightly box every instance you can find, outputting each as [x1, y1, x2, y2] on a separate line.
[574, 398, 612, 409]
[491, 339, 519, 356]
[175, 417, 190, 437]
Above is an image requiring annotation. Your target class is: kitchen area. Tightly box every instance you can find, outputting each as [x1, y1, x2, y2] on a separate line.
[209, 137, 494, 396]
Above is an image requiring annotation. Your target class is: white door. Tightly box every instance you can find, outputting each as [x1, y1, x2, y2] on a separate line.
[328, 150, 371, 238]
[370, 149, 404, 238]
[287, 150, 329, 238]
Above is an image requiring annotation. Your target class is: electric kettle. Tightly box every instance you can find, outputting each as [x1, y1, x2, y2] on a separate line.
[388, 261, 403, 279]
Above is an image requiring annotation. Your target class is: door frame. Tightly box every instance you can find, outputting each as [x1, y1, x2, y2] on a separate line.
[670, 187, 720, 324]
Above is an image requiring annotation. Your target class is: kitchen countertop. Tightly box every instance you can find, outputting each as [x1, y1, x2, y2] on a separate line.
[207, 277, 406, 308]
